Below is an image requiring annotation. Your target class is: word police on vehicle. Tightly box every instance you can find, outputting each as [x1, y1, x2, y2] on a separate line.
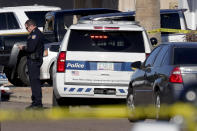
[53, 19, 154, 106]
[66, 63, 85, 69]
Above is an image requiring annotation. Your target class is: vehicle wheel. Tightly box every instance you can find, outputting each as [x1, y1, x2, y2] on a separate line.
[126, 88, 136, 122]
[52, 91, 64, 107]
[47, 64, 54, 86]
[17, 56, 30, 86]
[4, 67, 24, 86]
[154, 91, 161, 119]
[183, 88, 197, 104]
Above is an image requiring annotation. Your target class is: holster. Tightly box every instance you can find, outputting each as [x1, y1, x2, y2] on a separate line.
[30, 53, 40, 60]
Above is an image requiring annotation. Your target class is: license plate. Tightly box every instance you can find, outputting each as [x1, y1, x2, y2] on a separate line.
[97, 62, 114, 71]
[94, 88, 116, 95]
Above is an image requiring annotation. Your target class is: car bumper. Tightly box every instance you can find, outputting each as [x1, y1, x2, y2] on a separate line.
[161, 83, 184, 104]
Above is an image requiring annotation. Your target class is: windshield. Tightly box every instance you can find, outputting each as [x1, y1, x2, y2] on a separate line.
[174, 48, 197, 64]
[67, 30, 145, 52]
[44, 15, 55, 32]
[25, 11, 49, 27]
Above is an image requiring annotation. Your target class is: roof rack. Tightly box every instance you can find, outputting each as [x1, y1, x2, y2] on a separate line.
[78, 19, 140, 25]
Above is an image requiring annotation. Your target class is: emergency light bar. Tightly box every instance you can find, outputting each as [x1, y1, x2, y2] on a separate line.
[90, 35, 108, 39]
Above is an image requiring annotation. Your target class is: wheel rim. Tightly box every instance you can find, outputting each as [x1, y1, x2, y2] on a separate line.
[156, 95, 160, 108]
[155, 93, 161, 119]
[185, 90, 196, 102]
[127, 94, 135, 110]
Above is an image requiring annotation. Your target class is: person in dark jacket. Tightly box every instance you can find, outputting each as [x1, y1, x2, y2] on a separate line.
[18, 19, 44, 109]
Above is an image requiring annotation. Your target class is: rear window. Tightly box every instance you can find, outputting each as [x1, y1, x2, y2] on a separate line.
[161, 13, 181, 29]
[174, 48, 197, 64]
[25, 11, 49, 27]
[67, 30, 145, 52]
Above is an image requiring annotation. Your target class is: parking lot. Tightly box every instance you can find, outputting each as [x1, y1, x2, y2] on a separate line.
[0, 1, 197, 131]
[5, 84, 53, 106]
[0, 84, 132, 131]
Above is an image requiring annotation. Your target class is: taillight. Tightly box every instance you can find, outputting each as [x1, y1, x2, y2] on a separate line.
[146, 53, 150, 58]
[169, 67, 183, 83]
[94, 26, 119, 30]
[104, 27, 119, 30]
[94, 26, 103, 29]
[57, 51, 66, 72]
[1, 90, 5, 94]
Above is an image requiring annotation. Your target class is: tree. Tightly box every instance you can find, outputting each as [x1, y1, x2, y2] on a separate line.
[135, 0, 161, 45]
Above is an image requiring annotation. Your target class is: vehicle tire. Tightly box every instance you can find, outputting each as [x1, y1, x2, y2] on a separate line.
[52, 91, 64, 107]
[17, 56, 30, 86]
[126, 88, 136, 122]
[4, 67, 24, 86]
[47, 64, 54, 86]
[154, 91, 161, 119]
[182, 88, 197, 104]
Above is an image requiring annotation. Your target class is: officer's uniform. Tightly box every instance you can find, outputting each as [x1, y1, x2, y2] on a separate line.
[24, 27, 44, 107]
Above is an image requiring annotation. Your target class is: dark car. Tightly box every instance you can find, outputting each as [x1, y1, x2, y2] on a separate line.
[127, 42, 197, 112]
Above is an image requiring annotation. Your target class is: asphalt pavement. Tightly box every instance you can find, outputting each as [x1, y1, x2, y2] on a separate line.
[0, 84, 133, 131]
[4, 83, 53, 106]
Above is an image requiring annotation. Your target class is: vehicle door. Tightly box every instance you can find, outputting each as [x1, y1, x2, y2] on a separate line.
[133, 46, 161, 105]
[161, 12, 186, 42]
[147, 45, 169, 102]
[0, 12, 22, 34]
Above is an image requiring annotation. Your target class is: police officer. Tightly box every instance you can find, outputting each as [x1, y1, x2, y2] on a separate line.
[18, 19, 44, 109]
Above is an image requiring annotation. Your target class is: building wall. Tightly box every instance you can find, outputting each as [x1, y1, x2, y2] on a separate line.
[179, 0, 197, 30]
[118, 0, 135, 11]
[0, 0, 73, 9]
[160, 0, 178, 9]
[0, 0, 178, 11]
[74, 0, 118, 9]
[118, 0, 178, 11]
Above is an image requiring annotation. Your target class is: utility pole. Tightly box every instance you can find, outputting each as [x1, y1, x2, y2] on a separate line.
[135, 0, 161, 45]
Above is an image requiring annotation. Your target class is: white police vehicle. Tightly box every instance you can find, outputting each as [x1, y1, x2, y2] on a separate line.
[0, 5, 60, 86]
[53, 20, 153, 106]
[0, 5, 60, 34]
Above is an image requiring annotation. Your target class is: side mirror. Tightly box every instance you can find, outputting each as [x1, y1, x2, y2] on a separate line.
[131, 61, 142, 69]
[150, 37, 158, 46]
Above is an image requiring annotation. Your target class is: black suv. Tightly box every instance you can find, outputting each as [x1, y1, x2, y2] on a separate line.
[127, 43, 197, 111]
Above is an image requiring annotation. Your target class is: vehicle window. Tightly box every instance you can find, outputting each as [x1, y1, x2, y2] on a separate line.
[0, 13, 20, 30]
[161, 13, 181, 29]
[144, 46, 161, 67]
[64, 15, 73, 29]
[174, 48, 197, 65]
[44, 15, 54, 32]
[161, 51, 170, 66]
[25, 11, 49, 27]
[0, 13, 7, 30]
[7, 13, 20, 29]
[67, 30, 145, 52]
[153, 46, 168, 67]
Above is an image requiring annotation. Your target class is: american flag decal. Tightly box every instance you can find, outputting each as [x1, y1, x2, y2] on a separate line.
[72, 71, 79, 76]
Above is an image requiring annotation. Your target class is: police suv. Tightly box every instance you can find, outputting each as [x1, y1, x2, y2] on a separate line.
[53, 20, 153, 106]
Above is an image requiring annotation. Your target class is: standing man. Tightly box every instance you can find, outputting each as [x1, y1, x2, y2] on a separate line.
[18, 19, 44, 109]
